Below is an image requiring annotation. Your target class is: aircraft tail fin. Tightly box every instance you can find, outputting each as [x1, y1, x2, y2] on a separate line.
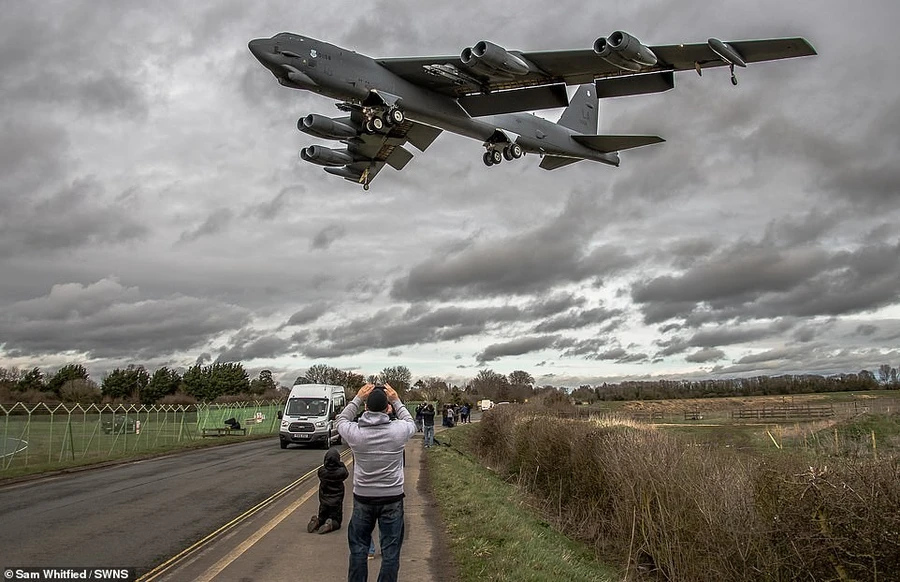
[556, 84, 599, 133]
[572, 134, 665, 154]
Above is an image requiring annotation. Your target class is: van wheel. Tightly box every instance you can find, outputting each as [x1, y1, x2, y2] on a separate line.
[280, 439, 288, 449]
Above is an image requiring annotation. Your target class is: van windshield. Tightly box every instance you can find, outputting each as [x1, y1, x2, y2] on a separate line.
[286, 398, 328, 417]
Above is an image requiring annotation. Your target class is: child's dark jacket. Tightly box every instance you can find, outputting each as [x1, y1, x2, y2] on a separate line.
[318, 447, 349, 507]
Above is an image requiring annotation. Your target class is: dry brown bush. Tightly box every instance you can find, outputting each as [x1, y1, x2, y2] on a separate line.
[156, 392, 198, 405]
[471, 406, 900, 581]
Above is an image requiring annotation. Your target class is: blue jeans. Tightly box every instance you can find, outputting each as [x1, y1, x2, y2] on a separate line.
[368, 527, 377, 555]
[348, 499, 405, 582]
[423, 425, 434, 447]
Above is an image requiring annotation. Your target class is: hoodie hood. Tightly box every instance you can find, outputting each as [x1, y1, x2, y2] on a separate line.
[324, 447, 342, 468]
[358, 410, 391, 428]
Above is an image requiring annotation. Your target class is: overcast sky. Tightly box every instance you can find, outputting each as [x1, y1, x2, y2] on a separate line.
[1, 0, 899, 388]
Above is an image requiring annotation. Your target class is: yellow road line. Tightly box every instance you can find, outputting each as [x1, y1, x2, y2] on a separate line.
[139, 449, 352, 581]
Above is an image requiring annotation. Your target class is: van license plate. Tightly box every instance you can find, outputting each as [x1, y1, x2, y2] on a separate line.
[299, 434, 309, 439]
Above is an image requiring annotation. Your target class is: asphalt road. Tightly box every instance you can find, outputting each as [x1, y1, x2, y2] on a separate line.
[0, 438, 337, 574]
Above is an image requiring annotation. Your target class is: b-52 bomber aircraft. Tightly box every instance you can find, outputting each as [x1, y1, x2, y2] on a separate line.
[248, 31, 815, 190]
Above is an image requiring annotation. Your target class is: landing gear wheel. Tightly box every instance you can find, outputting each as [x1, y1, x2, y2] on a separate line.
[363, 182, 370, 191]
[729, 63, 737, 86]
[483, 151, 494, 166]
[387, 108, 404, 125]
[503, 146, 514, 161]
[371, 116, 384, 131]
[491, 150, 503, 165]
[365, 120, 376, 133]
[510, 143, 523, 159]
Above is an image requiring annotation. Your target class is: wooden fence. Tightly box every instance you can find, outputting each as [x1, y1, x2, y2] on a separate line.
[731, 405, 834, 420]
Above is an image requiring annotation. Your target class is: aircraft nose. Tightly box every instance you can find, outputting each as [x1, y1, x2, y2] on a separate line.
[248, 38, 267, 60]
[248, 38, 280, 66]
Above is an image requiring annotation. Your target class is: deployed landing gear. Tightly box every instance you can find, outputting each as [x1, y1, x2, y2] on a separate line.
[365, 116, 384, 133]
[385, 107, 404, 125]
[729, 63, 738, 85]
[483, 142, 522, 166]
[362, 106, 404, 134]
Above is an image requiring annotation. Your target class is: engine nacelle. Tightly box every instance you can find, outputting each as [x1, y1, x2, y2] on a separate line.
[460, 41, 531, 76]
[298, 114, 357, 140]
[593, 31, 658, 72]
[299, 145, 354, 167]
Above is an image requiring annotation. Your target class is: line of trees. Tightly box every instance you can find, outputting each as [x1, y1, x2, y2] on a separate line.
[2, 361, 897, 406]
[0, 363, 279, 405]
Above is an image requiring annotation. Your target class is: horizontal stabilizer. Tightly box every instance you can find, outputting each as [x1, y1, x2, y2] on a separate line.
[572, 134, 664, 153]
[459, 84, 569, 117]
[539, 156, 581, 171]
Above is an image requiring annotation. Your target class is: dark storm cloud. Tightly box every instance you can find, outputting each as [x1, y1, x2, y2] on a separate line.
[178, 209, 235, 243]
[0, 6, 148, 118]
[216, 333, 293, 363]
[284, 303, 330, 327]
[293, 294, 600, 360]
[559, 338, 609, 358]
[0, 176, 148, 254]
[856, 324, 878, 337]
[687, 320, 795, 348]
[686, 348, 726, 363]
[633, 239, 900, 325]
[476, 336, 559, 363]
[533, 307, 622, 333]
[391, 192, 633, 301]
[243, 186, 305, 221]
[295, 304, 522, 359]
[311, 224, 347, 250]
[0, 118, 69, 200]
[634, 244, 830, 308]
[0, 279, 250, 360]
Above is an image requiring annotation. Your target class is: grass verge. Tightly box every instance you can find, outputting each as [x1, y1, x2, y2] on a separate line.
[425, 425, 618, 582]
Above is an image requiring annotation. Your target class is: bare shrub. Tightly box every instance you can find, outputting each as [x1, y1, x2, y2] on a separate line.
[470, 406, 900, 581]
[156, 392, 198, 405]
[754, 455, 900, 579]
[58, 379, 102, 404]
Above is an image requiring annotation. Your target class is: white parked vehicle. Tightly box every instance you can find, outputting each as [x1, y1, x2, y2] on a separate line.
[277, 383, 346, 449]
[478, 399, 494, 411]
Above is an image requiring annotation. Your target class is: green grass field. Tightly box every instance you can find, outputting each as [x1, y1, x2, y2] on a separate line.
[0, 402, 284, 478]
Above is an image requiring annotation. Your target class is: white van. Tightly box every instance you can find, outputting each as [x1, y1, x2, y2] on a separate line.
[277, 383, 346, 449]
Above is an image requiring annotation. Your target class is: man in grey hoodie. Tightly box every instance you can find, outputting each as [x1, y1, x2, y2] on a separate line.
[336, 382, 416, 582]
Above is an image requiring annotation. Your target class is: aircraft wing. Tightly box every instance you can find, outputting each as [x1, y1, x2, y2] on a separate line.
[376, 36, 815, 102]
[319, 104, 442, 189]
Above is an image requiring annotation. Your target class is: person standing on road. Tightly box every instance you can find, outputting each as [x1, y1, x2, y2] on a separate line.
[422, 403, 436, 448]
[336, 383, 416, 582]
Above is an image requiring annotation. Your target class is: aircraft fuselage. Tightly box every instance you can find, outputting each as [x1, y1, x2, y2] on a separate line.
[248, 33, 618, 165]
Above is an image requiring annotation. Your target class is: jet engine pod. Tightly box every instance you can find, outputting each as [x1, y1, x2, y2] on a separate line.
[593, 31, 658, 72]
[299, 145, 354, 166]
[298, 114, 358, 140]
[461, 41, 531, 76]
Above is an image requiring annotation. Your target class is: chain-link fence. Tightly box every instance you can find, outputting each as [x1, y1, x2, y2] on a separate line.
[0, 400, 284, 475]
